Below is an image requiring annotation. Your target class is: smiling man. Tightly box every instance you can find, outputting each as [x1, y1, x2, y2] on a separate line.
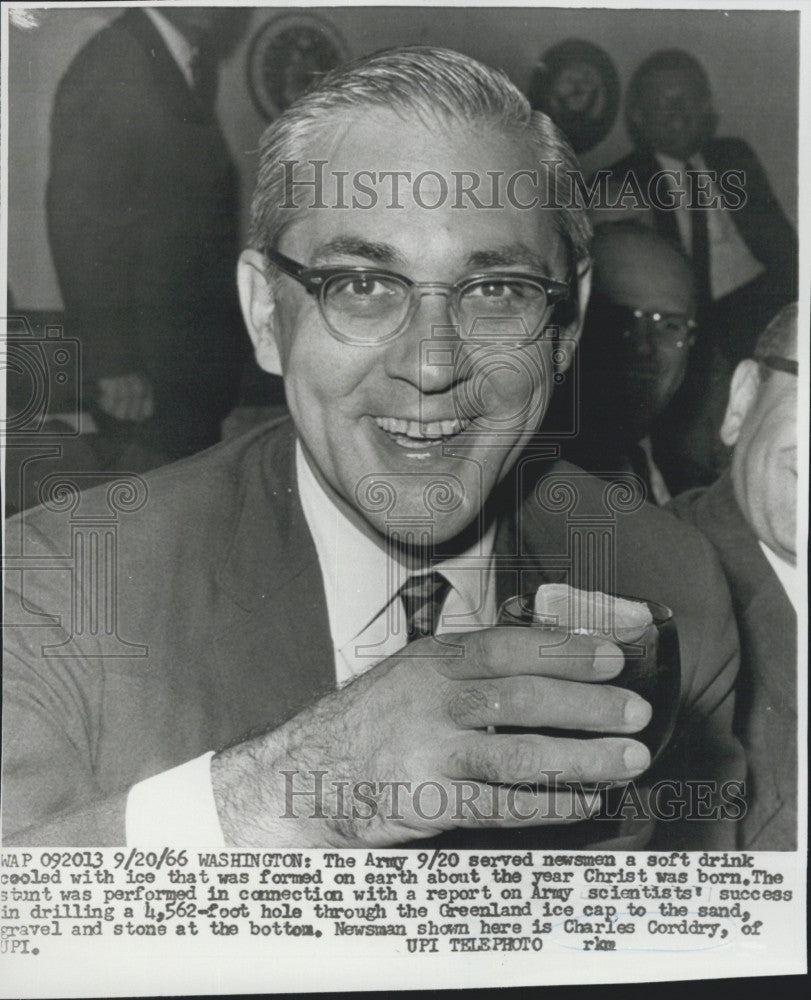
[4, 48, 743, 849]
[240, 97, 578, 551]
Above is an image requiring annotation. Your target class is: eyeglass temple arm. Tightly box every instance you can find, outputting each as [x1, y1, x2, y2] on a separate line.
[758, 354, 798, 376]
[263, 247, 310, 281]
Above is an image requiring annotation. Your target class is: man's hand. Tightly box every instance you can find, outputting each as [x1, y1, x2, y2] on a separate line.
[97, 373, 154, 422]
[211, 627, 652, 847]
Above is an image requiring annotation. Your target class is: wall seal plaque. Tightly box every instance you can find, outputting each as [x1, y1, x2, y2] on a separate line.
[527, 39, 620, 153]
[247, 13, 349, 120]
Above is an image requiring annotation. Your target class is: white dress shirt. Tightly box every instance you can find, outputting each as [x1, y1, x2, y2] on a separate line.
[759, 540, 801, 615]
[655, 152, 764, 300]
[126, 442, 497, 844]
[297, 441, 497, 686]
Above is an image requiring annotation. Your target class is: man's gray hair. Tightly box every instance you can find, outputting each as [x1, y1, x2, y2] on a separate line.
[249, 45, 592, 266]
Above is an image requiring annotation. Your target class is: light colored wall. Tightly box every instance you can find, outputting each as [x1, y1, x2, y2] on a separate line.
[7, 5, 798, 308]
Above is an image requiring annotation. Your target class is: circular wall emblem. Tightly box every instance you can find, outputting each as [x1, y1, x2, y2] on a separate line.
[527, 39, 620, 154]
[247, 13, 349, 120]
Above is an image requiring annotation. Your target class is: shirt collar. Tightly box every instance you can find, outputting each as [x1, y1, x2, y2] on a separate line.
[758, 540, 800, 614]
[295, 440, 496, 649]
[144, 9, 197, 87]
[655, 150, 707, 173]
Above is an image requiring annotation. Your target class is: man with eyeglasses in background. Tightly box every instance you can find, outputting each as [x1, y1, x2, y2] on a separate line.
[670, 304, 799, 850]
[4, 47, 744, 849]
[556, 222, 697, 504]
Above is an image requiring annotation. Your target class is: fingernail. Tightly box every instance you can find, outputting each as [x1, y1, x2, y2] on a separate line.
[623, 743, 650, 773]
[624, 695, 652, 728]
[593, 640, 624, 674]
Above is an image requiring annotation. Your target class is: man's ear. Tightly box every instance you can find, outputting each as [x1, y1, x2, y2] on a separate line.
[553, 256, 592, 373]
[238, 249, 283, 375]
[720, 359, 760, 447]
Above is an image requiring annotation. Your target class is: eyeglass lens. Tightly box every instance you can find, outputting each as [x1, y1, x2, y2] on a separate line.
[321, 273, 551, 341]
[593, 301, 692, 346]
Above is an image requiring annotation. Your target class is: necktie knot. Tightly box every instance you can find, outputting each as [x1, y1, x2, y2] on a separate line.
[399, 572, 451, 641]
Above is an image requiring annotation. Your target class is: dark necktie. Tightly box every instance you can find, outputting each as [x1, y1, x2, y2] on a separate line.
[687, 159, 712, 307]
[189, 48, 218, 112]
[399, 572, 451, 642]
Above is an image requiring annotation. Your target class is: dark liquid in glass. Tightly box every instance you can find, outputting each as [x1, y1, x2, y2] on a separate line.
[498, 595, 681, 768]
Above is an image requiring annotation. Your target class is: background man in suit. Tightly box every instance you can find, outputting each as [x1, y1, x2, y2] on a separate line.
[5, 47, 743, 849]
[47, 7, 249, 468]
[600, 49, 797, 365]
[560, 222, 697, 504]
[670, 304, 798, 849]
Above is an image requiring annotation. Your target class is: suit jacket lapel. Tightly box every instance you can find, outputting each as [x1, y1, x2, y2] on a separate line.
[697, 473, 796, 706]
[696, 473, 788, 615]
[493, 458, 569, 609]
[212, 420, 336, 736]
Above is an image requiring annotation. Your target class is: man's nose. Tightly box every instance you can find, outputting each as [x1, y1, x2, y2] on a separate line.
[383, 289, 461, 391]
[623, 324, 654, 359]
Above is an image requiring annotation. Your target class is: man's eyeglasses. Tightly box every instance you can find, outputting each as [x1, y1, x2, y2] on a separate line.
[263, 247, 570, 346]
[758, 354, 798, 377]
[589, 298, 697, 350]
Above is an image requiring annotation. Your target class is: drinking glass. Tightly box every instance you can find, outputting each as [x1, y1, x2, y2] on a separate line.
[498, 590, 681, 769]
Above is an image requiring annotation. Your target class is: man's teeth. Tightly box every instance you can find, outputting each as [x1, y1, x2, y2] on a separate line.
[374, 416, 471, 439]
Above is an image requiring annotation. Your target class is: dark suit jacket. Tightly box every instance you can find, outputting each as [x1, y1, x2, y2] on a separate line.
[46, 10, 246, 459]
[670, 474, 797, 849]
[606, 139, 797, 290]
[3, 419, 743, 847]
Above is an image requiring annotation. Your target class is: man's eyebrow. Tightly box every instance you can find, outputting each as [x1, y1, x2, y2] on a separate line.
[466, 244, 553, 273]
[310, 237, 406, 267]
[309, 239, 557, 274]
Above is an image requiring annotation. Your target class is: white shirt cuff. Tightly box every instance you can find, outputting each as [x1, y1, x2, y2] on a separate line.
[125, 751, 225, 846]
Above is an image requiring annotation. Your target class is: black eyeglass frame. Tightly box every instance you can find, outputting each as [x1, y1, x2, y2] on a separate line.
[262, 246, 571, 346]
[757, 354, 798, 377]
[588, 296, 697, 350]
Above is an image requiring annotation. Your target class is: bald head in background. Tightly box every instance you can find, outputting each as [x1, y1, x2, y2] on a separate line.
[592, 221, 696, 304]
[720, 303, 798, 564]
[557, 221, 698, 492]
[589, 223, 696, 422]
